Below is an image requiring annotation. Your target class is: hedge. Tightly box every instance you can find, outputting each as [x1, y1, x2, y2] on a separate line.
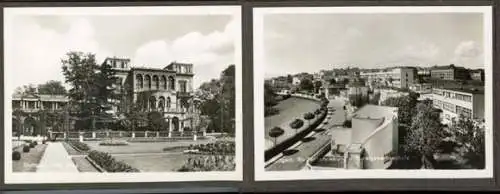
[87, 150, 140, 172]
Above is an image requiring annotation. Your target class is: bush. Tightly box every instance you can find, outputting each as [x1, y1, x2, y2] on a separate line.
[343, 120, 352, 128]
[29, 142, 35, 148]
[12, 151, 21, 160]
[87, 150, 140, 172]
[178, 155, 235, 172]
[23, 146, 30, 152]
[42, 140, 46, 144]
[303, 112, 315, 120]
[99, 140, 128, 146]
[289, 119, 304, 129]
[185, 141, 236, 155]
[68, 141, 90, 152]
[265, 107, 279, 117]
[33, 141, 38, 146]
[314, 109, 321, 115]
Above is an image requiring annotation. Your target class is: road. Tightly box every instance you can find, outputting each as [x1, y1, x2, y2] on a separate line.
[266, 97, 347, 171]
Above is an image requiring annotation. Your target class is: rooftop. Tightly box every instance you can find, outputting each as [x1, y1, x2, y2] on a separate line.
[12, 93, 69, 101]
[352, 104, 398, 120]
[433, 87, 485, 94]
[431, 64, 466, 70]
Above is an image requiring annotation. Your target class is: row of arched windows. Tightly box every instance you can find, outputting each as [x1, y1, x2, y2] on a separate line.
[136, 74, 176, 90]
[145, 96, 172, 111]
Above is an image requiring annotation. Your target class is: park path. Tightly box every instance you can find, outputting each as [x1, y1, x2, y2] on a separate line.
[266, 98, 347, 171]
[37, 142, 79, 172]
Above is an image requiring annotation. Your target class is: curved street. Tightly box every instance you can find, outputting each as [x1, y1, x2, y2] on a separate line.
[266, 97, 348, 171]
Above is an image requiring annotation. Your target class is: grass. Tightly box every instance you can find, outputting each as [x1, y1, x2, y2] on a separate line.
[71, 156, 99, 172]
[114, 153, 188, 172]
[12, 144, 48, 172]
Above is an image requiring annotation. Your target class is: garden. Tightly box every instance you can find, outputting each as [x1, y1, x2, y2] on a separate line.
[12, 140, 47, 172]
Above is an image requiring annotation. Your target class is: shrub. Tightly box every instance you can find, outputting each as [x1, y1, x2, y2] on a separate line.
[12, 151, 21, 160]
[178, 155, 235, 172]
[265, 107, 279, 117]
[23, 146, 30, 152]
[343, 120, 352, 128]
[29, 142, 35, 148]
[33, 141, 38, 146]
[87, 150, 140, 172]
[185, 141, 236, 155]
[289, 119, 304, 129]
[42, 140, 46, 144]
[68, 141, 90, 152]
[99, 140, 128, 146]
[314, 109, 321, 115]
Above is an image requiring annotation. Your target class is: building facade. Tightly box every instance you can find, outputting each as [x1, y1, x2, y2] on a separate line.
[360, 67, 416, 89]
[431, 88, 485, 124]
[470, 69, 485, 82]
[12, 93, 69, 136]
[430, 65, 469, 80]
[409, 83, 432, 94]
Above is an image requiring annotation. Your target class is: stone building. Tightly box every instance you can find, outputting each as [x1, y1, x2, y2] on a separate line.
[103, 57, 197, 132]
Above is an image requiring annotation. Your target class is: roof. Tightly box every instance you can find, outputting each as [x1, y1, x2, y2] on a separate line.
[433, 87, 484, 95]
[352, 104, 398, 120]
[431, 64, 466, 70]
[12, 93, 69, 102]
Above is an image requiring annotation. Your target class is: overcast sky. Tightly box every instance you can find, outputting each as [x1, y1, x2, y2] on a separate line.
[264, 13, 484, 78]
[9, 14, 236, 90]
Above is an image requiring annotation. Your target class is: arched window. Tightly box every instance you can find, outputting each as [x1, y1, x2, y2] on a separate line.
[153, 75, 159, 90]
[166, 97, 171, 109]
[168, 76, 175, 90]
[145, 75, 151, 89]
[136, 74, 143, 89]
[158, 96, 165, 111]
[161, 76, 167, 90]
[149, 96, 156, 111]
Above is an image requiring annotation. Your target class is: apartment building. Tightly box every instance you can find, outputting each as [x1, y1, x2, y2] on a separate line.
[431, 87, 485, 124]
[360, 67, 416, 89]
[430, 64, 469, 80]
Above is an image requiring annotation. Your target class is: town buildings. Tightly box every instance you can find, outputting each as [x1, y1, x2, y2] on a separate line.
[470, 69, 485, 81]
[430, 64, 469, 80]
[409, 83, 433, 94]
[431, 87, 485, 124]
[360, 67, 417, 89]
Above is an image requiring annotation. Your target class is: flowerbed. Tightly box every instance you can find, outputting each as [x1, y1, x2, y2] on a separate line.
[99, 140, 128, 146]
[178, 155, 235, 172]
[186, 141, 235, 155]
[87, 150, 140, 172]
[68, 141, 91, 152]
[289, 119, 304, 129]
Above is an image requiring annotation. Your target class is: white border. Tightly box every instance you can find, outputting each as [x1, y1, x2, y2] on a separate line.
[4, 6, 243, 184]
[253, 6, 493, 181]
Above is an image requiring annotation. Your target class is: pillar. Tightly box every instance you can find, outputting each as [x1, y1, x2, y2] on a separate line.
[203, 131, 207, 136]
[132, 132, 136, 138]
[156, 131, 160, 138]
[119, 131, 123, 137]
[168, 131, 172, 138]
[145, 131, 148, 137]
[63, 132, 67, 139]
[193, 134, 197, 141]
[106, 131, 110, 138]
[79, 134, 83, 142]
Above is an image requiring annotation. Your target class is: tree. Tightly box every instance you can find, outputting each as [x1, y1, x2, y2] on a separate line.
[369, 92, 381, 105]
[264, 83, 278, 107]
[269, 127, 284, 146]
[61, 51, 118, 131]
[299, 78, 314, 92]
[37, 80, 67, 95]
[449, 115, 485, 169]
[287, 74, 293, 84]
[14, 84, 37, 95]
[343, 78, 350, 85]
[329, 79, 336, 85]
[381, 91, 420, 126]
[289, 119, 304, 134]
[147, 111, 168, 131]
[314, 80, 323, 93]
[303, 112, 315, 126]
[405, 100, 445, 169]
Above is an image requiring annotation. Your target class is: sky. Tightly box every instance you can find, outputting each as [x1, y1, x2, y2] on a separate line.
[8, 14, 236, 90]
[263, 13, 485, 78]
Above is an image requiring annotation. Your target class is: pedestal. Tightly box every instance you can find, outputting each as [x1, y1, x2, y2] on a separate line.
[193, 134, 197, 141]
[203, 131, 207, 136]
[92, 132, 96, 139]
[79, 135, 83, 142]
[168, 131, 172, 138]
[156, 132, 160, 138]
[132, 132, 136, 138]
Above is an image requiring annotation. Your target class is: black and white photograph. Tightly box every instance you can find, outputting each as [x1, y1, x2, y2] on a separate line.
[254, 6, 493, 180]
[4, 6, 242, 183]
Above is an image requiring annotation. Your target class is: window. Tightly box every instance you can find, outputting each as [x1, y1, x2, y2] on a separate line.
[153, 75, 159, 90]
[166, 97, 171, 108]
[145, 75, 151, 89]
[456, 106, 472, 118]
[136, 74, 143, 89]
[168, 76, 175, 90]
[161, 76, 167, 90]
[179, 80, 187, 93]
[443, 102, 455, 113]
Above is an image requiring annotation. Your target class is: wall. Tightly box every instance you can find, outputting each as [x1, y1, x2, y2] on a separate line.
[361, 116, 397, 169]
[472, 93, 485, 120]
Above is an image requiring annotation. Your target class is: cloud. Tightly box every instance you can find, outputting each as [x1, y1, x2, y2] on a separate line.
[452, 40, 483, 66]
[133, 17, 236, 88]
[386, 41, 440, 65]
[10, 16, 110, 90]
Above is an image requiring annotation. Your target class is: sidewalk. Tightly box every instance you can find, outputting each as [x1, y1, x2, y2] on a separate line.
[37, 142, 79, 172]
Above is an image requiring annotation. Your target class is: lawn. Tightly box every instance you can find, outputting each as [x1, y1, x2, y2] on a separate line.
[12, 144, 47, 172]
[114, 153, 188, 172]
[264, 97, 320, 149]
[85, 139, 215, 154]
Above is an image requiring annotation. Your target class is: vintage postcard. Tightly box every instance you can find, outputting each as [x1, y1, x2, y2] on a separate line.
[254, 6, 493, 180]
[4, 6, 242, 183]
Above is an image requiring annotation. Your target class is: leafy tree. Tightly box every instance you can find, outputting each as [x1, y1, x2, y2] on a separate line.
[299, 78, 314, 92]
[264, 83, 278, 107]
[61, 51, 118, 131]
[369, 92, 381, 105]
[303, 112, 315, 126]
[449, 115, 485, 169]
[329, 79, 336, 85]
[37, 80, 67, 95]
[14, 84, 37, 95]
[314, 80, 323, 93]
[381, 91, 420, 126]
[147, 111, 168, 131]
[405, 100, 445, 169]
[287, 74, 293, 84]
[269, 127, 285, 146]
